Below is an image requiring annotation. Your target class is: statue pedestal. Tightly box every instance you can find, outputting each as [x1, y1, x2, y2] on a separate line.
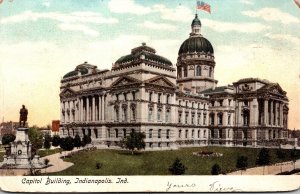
[0, 128, 45, 169]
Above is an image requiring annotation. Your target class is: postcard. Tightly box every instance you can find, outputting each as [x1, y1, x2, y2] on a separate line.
[0, 0, 300, 192]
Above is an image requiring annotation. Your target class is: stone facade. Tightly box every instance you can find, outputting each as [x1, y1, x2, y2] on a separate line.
[59, 15, 289, 150]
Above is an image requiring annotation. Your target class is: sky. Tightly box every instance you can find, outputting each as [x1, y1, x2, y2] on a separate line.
[0, 0, 299, 129]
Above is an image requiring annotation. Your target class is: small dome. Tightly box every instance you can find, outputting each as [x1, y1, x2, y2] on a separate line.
[178, 36, 214, 55]
[115, 43, 172, 66]
[191, 14, 201, 26]
[63, 62, 90, 78]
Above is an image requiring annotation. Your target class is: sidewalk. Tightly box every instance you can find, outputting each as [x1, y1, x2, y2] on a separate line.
[228, 159, 300, 175]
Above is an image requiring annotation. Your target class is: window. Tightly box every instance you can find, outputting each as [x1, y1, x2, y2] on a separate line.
[166, 95, 170, 104]
[211, 101, 215, 107]
[218, 113, 223, 125]
[149, 129, 153, 138]
[178, 67, 182, 78]
[123, 129, 126, 137]
[204, 130, 206, 138]
[158, 93, 161, 104]
[124, 93, 127, 101]
[157, 109, 162, 121]
[115, 129, 118, 138]
[179, 100, 181, 106]
[192, 102, 194, 108]
[132, 92, 135, 100]
[228, 99, 232, 106]
[131, 128, 135, 133]
[148, 108, 153, 121]
[185, 112, 189, 124]
[131, 106, 136, 120]
[191, 114, 195, 125]
[197, 113, 201, 125]
[198, 103, 200, 109]
[198, 130, 200, 138]
[204, 104, 206, 110]
[185, 130, 188, 138]
[244, 100, 248, 106]
[243, 110, 250, 126]
[203, 114, 207, 125]
[228, 114, 231, 125]
[166, 129, 170, 139]
[209, 67, 212, 77]
[107, 129, 110, 138]
[179, 130, 182, 138]
[192, 130, 194, 138]
[122, 107, 127, 121]
[158, 143, 161, 147]
[115, 108, 119, 121]
[165, 109, 170, 122]
[184, 66, 188, 77]
[158, 129, 161, 138]
[210, 113, 214, 125]
[196, 66, 201, 76]
[178, 113, 182, 123]
[149, 92, 152, 102]
[219, 100, 223, 106]
[186, 101, 188, 107]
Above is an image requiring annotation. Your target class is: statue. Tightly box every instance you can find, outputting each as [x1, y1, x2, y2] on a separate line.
[19, 105, 28, 127]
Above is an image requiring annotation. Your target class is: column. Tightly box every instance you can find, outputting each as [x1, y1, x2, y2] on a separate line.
[101, 96, 104, 121]
[92, 96, 95, 121]
[98, 95, 101, 121]
[280, 103, 283, 127]
[60, 102, 64, 123]
[264, 100, 268, 125]
[70, 101, 73, 122]
[270, 100, 273, 126]
[76, 98, 79, 121]
[214, 112, 217, 126]
[86, 97, 90, 122]
[80, 98, 84, 121]
[251, 98, 258, 126]
[224, 112, 228, 126]
[103, 95, 106, 121]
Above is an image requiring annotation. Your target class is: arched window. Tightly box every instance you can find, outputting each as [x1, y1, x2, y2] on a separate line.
[149, 129, 153, 138]
[148, 108, 153, 121]
[209, 67, 213, 77]
[149, 92, 152, 102]
[203, 130, 206, 138]
[178, 113, 182, 123]
[158, 129, 161, 138]
[198, 130, 200, 138]
[166, 94, 170, 104]
[165, 109, 170, 122]
[218, 113, 223, 125]
[179, 129, 182, 138]
[210, 113, 214, 125]
[242, 109, 250, 126]
[192, 129, 194, 138]
[115, 107, 119, 121]
[184, 66, 188, 77]
[157, 109, 162, 121]
[166, 129, 170, 139]
[185, 129, 188, 138]
[131, 105, 136, 121]
[196, 66, 201, 76]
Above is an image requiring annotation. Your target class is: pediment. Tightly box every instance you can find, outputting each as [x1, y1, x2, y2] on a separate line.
[110, 76, 141, 88]
[268, 84, 286, 95]
[145, 76, 176, 88]
[60, 88, 76, 98]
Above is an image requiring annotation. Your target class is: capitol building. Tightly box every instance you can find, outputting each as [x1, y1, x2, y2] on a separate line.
[59, 15, 289, 150]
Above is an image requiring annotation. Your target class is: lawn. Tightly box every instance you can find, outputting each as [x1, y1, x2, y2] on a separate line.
[49, 147, 300, 175]
[38, 148, 62, 157]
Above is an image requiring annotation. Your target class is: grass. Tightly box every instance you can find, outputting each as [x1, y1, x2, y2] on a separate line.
[49, 147, 300, 175]
[38, 148, 62, 157]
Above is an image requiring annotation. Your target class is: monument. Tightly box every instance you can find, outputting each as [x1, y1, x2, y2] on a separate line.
[0, 105, 45, 169]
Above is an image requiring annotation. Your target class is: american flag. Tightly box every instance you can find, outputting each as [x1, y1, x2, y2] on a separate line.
[197, 1, 211, 14]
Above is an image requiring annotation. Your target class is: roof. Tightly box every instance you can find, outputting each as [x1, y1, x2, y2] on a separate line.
[115, 43, 173, 66]
[178, 36, 214, 55]
[191, 14, 201, 26]
[200, 86, 233, 95]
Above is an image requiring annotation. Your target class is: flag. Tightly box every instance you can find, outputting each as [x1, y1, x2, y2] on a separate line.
[294, 0, 300, 9]
[197, 1, 211, 14]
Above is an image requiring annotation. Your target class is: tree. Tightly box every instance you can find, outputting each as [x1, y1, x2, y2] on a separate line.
[290, 148, 298, 170]
[120, 131, 145, 154]
[236, 155, 248, 175]
[1, 134, 16, 145]
[73, 134, 81, 148]
[43, 134, 52, 150]
[211, 164, 221, 175]
[168, 158, 187, 175]
[256, 148, 270, 175]
[51, 135, 61, 147]
[28, 127, 44, 156]
[82, 135, 92, 147]
[60, 137, 74, 151]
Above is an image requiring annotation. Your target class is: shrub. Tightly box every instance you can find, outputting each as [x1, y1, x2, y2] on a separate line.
[168, 158, 187, 175]
[52, 135, 61, 147]
[73, 134, 81, 148]
[96, 162, 102, 169]
[44, 158, 50, 166]
[236, 155, 248, 170]
[211, 164, 221, 175]
[276, 148, 286, 159]
[1, 134, 16, 145]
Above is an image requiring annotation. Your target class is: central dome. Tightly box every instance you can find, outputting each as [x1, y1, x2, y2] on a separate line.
[178, 36, 214, 55]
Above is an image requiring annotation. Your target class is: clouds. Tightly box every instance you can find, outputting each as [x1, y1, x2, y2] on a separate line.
[265, 33, 300, 45]
[152, 4, 193, 22]
[202, 19, 270, 33]
[240, 0, 253, 5]
[242, 8, 299, 24]
[138, 21, 176, 31]
[0, 11, 118, 37]
[108, 0, 151, 15]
